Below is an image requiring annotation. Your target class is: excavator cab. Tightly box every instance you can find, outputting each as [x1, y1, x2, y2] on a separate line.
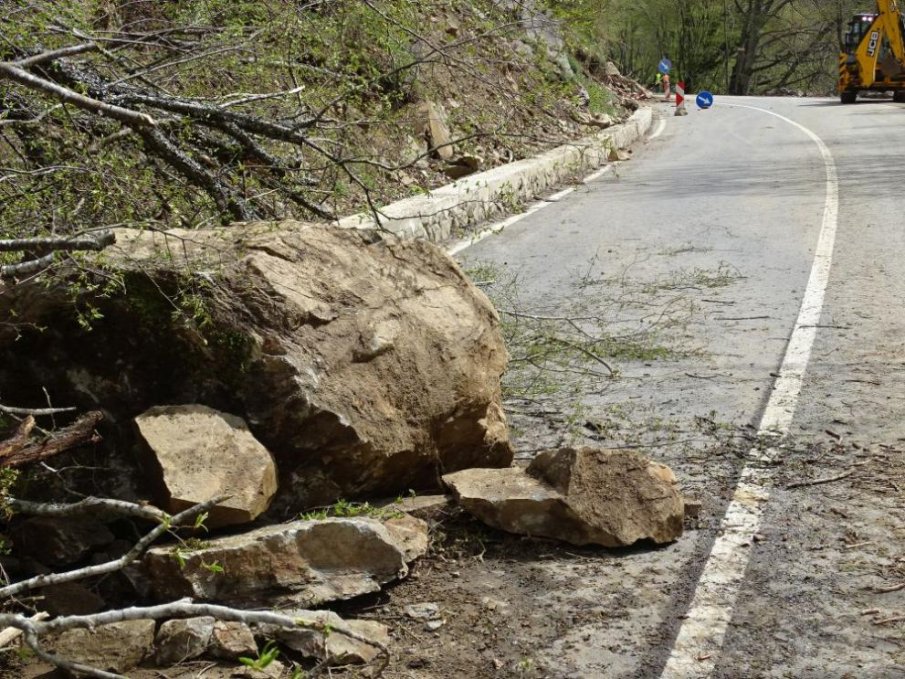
[844, 13, 877, 54]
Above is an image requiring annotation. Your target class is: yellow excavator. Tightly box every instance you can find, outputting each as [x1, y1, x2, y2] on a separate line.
[838, 0, 905, 103]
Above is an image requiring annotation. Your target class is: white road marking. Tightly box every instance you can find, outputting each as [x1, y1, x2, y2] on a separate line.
[447, 170, 607, 256]
[449, 114, 667, 255]
[661, 104, 840, 677]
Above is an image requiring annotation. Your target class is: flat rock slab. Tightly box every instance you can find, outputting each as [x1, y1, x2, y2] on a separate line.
[47, 619, 156, 674]
[444, 447, 683, 547]
[144, 515, 428, 607]
[135, 404, 277, 528]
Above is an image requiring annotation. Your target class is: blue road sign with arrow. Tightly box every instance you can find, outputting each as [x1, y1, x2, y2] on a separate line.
[658, 58, 672, 74]
[696, 91, 714, 109]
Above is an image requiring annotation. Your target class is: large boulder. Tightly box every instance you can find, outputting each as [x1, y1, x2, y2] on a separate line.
[134, 404, 277, 527]
[0, 224, 512, 510]
[143, 515, 429, 607]
[443, 447, 683, 547]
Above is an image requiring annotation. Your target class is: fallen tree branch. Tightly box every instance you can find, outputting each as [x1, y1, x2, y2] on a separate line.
[0, 253, 55, 279]
[11, 599, 388, 679]
[0, 404, 77, 416]
[0, 410, 103, 467]
[0, 232, 115, 253]
[9, 496, 169, 523]
[0, 495, 225, 599]
[0, 611, 48, 649]
[0, 62, 157, 128]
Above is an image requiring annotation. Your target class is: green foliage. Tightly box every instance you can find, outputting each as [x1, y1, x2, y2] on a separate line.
[300, 498, 404, 521]
[239, 640, 281, 671]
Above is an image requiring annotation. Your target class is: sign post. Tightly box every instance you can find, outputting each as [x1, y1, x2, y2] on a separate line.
[675, 81, 688, 116]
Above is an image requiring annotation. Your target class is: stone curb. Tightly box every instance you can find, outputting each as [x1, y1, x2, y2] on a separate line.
[337, 106, 653, 243]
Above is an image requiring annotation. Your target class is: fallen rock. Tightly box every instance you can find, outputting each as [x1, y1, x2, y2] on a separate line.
[10, 517, 114, 568]
[144, 516, 428, 607]
[209, 620, 257, 659]
[608, 147, 631, 162]
[135, 405, 278, 528]
[382, 494, 452, 521]
[260, 609, 389, 666]
[404, 602, 441, 621]
[605, 61, 622, 77]
[155, 616, 215, 665]
[38, 582, 105, 616]
[1, 224, 512, 511]
[415, 101, 454, 160]
[443, 154, 483, 179]
[383, 514, 430, 562]
[47, 619, 155, 674]
[443, 447, 683, 547]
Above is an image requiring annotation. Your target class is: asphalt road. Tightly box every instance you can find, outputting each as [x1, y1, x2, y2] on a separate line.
[456, 96, 905, 678]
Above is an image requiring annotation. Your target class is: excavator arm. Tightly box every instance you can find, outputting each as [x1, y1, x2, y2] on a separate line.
[855, 0, 905, 88]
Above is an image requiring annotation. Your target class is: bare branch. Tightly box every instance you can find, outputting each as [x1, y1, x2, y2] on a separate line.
[0, 232, 115, 253]
[0, 494, 225, 599]
[8, 496, 169, 523]
[0, 62, 157, 127]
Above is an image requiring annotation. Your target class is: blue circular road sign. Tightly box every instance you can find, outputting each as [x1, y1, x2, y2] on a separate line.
[658, 58, 672, 74]
[696, 90, 714, 109]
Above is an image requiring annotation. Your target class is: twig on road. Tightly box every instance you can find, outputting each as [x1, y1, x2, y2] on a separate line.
[873, 614, 905, 625]
[785, 469, 855, 490]
[874, 582, 905, 594]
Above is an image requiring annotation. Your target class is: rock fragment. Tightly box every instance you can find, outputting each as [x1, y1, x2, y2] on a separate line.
[444, 447, 683, 547]
[135, 404, 277, 528]
[144, 516, 428, 607]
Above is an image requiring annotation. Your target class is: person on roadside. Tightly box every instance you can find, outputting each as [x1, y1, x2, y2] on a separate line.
[662, 72, 671, 101]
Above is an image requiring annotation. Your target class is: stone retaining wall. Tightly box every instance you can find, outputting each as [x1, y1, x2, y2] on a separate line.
[338, 106, 653, 242]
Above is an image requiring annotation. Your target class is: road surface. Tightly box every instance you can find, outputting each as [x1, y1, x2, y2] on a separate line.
[455, 96, 905, 678]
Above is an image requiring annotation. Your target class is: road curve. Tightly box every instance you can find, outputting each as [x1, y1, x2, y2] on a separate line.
[457, 95, 905, 678]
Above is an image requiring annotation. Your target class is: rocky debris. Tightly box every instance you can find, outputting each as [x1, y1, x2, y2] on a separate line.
[209, 620, 258, 659]
[605, 61, 622, 77]
[404, 602, 441, 621]
[383, 514, 431, 562]
[155, 616, 216, 665]
[415, 101, 454, 160]
[1, 224, 512, 510]
[259, 609, 389, 666]
[443, 154, 483, 179]
[134, 405, 278, 528]
[675, 105, 689, 117]
[144, 516, 428, 607]
[443, 447, 684, 547]
[47, 619, 156, 674]
[383, 494, 452, 520]
[572, 110, 614, 129]
[38, 582, 105, 616]
[10, 517, 114, 568]
[608, 147, 631, 162]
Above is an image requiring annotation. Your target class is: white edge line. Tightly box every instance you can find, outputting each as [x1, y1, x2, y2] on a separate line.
[661, 103, 839, 677]
[449, 114, 667, 256]
[447, 166, 614, 256]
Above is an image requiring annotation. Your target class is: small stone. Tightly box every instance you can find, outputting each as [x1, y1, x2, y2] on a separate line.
[425, 619, 445, 631]
[404, 602, 441, 621]
[154, 616, 215, 665]
[209, 620, 257, 659]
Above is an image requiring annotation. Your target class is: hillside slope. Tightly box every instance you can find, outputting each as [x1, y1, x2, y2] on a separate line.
[0, 0, 647, 242]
